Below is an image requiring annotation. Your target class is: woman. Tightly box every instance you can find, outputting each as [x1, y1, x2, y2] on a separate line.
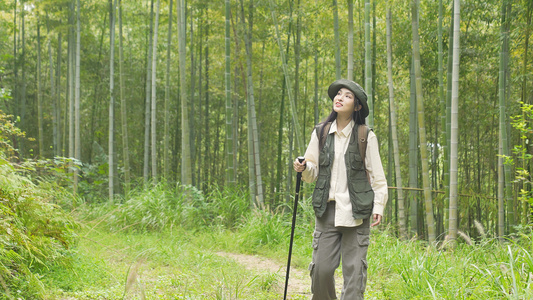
[293, 79, 388, 300]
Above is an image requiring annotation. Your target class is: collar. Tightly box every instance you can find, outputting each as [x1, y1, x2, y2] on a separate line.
[330, 119, 354, 137]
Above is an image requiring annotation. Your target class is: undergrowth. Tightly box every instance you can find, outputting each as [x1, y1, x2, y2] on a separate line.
[0, 111, 78, 300]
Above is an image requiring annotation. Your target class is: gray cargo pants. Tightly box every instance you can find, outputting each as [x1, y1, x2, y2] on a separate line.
[309, 201, 370, 300]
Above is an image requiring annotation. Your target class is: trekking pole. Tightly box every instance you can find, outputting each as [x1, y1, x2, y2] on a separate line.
[283, 156, 305, 300]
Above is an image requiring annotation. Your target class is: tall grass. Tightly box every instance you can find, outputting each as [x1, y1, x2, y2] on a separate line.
[80, 183, 251, 233]
[367, 226, 533, 299]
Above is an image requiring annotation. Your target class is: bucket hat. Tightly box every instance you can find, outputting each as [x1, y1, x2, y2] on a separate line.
[327, 79, 369, 119]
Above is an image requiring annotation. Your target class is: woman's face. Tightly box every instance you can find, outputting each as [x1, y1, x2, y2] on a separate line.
[333, 88, 362, 116]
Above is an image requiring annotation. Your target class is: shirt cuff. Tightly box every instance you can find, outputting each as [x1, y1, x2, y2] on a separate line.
[372, 196, 386, 216]
[373, 203, 384, 216]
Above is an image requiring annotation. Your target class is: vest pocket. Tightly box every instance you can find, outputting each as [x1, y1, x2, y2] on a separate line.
[312, 176, 328, 209]
[352, 190, 374, 219]
[349, 151, 364, 171]
[319, 150, 331, 167]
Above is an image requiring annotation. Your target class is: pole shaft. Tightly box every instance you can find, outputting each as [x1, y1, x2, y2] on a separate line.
[284, 171, 302, 299]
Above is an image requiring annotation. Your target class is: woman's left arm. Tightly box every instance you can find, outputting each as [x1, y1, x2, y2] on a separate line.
[365, 131, 388, 226]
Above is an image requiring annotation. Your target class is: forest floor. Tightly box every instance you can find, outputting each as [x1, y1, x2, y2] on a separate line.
[216, 252, 343, 298]
[47, 228, 348, 299]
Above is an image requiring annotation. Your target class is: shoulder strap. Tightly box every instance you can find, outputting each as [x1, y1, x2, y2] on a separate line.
[358, 125, 370, 165]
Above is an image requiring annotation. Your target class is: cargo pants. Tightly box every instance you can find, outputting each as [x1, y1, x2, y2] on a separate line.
[309, 201, 370, 300]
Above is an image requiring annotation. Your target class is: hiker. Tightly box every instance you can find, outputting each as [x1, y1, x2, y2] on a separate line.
[293, 79, 388, 300]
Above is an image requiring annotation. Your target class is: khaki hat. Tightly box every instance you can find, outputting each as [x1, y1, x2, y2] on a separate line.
[327, 79, 369, 119]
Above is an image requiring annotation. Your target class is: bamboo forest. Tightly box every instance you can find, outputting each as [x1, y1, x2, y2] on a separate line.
[1, 0, 532, 298]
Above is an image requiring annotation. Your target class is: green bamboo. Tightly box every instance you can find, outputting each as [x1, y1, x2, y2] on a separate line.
[448, 0, 461, 247]
[178, 0, 192, 185]
[333, 0, 341, 79]
[225, 0, 235, 184]
[118, 0, 130, 194]
[269, 0, 304, 154]
[364, 0, 373, 127]
[411, 0, 436, 243]
[386, 7, 406, 239]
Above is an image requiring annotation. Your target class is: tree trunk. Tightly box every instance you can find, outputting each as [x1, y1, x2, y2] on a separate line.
[498, 0, 511, 237]
[178, 0, 192, 185]
[151, 0, 161, 185]
[189, 8, 196, 187]
[109, 0, 117, 201]
[37, 23, 44, 157]
[225, 0, 235, 184]
[69, 0, 75, 161]
[13, 0, 18, 135]
[20, 7, 26, 156]
[56, 32, 62, 156]
[74, 0, 81, 194]
[118, 0, 130, 194]
[333, 0, 341, 79]
[164, 0, 173, 182]
[448, 0, 461, 247]
[364, 0, 373, 127]
[241, 0, 264, 207]
[347, 0, 354, 81]
[144, 0, 154, 185]
[441, 0, 452, 233]
[386, 7, 406, 239]
[522, 0, 532, 107]
[408, 59, 419, 237]
[269, 0, 303, 154]
[47, 17, 58, 157]
[203, 22, 210, 188]
[411, 0, 436, 243]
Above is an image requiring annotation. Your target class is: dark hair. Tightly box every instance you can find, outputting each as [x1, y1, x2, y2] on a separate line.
[317, 100, 366, 140]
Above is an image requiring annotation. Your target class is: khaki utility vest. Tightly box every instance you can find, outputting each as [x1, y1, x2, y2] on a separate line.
[311, 123, 375, 220]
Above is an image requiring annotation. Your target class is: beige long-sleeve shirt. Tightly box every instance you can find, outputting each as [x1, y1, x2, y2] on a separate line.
[302, 119, 388, 227]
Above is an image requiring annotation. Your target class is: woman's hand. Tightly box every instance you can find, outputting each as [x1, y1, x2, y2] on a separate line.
[293, 158, 306, 173]
[371, 214, 382, 227]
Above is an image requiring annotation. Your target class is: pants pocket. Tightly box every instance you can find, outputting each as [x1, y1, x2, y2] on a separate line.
[356, 227, 370, 247]
[308, 262, 316, 294]
[309, 230, 321, 295]
[312, 231, 322, 250]
[361, 258, 368, 293]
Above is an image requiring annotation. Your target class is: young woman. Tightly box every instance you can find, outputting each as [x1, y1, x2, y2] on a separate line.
[293, 79, 388, 300]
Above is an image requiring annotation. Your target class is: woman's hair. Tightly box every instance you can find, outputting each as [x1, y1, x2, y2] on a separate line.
[317, 100, 366, 139]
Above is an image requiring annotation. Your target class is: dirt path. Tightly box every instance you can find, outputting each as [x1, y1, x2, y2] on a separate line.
[217, 252, 343, 299]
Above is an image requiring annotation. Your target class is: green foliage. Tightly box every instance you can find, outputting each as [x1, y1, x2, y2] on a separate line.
[0, 110, 79, 299]
[82, 183, 251, 233]
[368, 225, 533, 299]
[237, 209, 288, 250]
[503, 102, 533, 215]
[511, 103, 533, 210]
[0, 163, 79, 299]
[0, 110, 26, 159]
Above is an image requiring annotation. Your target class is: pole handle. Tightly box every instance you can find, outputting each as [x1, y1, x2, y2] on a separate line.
[296, 156, 305, 174]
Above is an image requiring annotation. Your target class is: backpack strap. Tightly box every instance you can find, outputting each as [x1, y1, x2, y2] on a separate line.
[357, 124, 370, 167]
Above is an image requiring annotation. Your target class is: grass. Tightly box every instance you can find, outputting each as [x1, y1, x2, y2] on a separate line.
[44, 226, 288, 299]
[34, 184, 533, 299]
[42, 221, 533, 299]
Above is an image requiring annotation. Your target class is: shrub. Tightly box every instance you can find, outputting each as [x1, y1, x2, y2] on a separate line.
[0, 110, 78, 299]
